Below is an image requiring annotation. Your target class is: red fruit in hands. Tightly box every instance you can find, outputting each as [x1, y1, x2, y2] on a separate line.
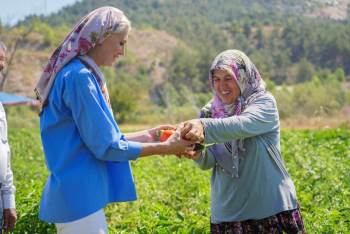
[157, 129, 205, 152]
[159, 129, 175, 142]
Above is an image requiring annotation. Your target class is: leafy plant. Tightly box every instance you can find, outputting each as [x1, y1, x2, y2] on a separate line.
[9, 127, 350, 233]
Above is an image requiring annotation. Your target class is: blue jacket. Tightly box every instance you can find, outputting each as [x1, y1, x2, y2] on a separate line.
[39, 59, 141, 223]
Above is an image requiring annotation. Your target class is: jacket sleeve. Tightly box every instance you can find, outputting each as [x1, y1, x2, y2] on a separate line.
[0, 105, 15, 209]
[63, 69, 141, 162]
[194, 147, 217, 170]
[200, 93, 279, 144]
[1, 159, 16, 209]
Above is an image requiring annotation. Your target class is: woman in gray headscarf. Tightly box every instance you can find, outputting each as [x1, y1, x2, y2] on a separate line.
[181, 50, 305, 233]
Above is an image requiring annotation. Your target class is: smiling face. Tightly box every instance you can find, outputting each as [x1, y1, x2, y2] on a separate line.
[88, 29, 129, 67]
[212, 69, 241, 104]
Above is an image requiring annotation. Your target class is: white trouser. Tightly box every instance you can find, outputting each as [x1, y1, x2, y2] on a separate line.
[56, 209, 108, 234]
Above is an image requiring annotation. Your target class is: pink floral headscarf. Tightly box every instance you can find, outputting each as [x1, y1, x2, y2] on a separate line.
[209, 49, 265, 118]
[34, 6, 129, 107]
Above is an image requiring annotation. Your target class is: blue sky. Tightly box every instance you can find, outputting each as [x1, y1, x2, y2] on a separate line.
[0, 0, 81, 26]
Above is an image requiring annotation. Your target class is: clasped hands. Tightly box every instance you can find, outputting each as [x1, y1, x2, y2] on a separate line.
[178, 119, 205, 159]
[148, 119, 204, 159]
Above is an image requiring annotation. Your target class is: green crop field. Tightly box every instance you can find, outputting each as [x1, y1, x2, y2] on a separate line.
[9, 128, 350, 233]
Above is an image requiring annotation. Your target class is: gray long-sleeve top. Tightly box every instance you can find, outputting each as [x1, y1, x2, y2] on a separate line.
[196, 92, 297, 223]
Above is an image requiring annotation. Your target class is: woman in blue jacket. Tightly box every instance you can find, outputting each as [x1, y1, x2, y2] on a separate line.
[34, 7, 192, 234]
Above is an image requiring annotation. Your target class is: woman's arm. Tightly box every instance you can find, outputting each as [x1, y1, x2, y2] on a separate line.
[63, 70, 191, 161]
[193, 148, 216, 170]
[182, 93, 279, 145]
[124, 125, 176, 143]
[124, 130, 153, 142]
[202, 94, 279, 144]
[139, 132, 192, 156]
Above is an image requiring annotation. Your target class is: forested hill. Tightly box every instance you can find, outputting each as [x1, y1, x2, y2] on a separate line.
[43, 0, 314, 51]
[44, 0, 308, 25]
[38, 0, 350, 83]
[44, 0, 346, 27]
[4, 0, 349, 124]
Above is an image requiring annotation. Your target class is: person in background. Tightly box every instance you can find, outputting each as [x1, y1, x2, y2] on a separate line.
[0, 41, 17, 233]
[34, 7, 192, 234]
[181, 50, 305, 233]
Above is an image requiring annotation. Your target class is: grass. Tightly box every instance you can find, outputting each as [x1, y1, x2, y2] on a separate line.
[7, 127, 350, 233]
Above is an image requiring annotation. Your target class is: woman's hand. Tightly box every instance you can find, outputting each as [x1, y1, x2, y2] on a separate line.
[163, 128, 194, 155]
[126, 124, 176, 143]
[180, 119, 204, 143]
[3, 208, 17, 232]
[182, 150, 202, 160]
[148, 124, 176, 142]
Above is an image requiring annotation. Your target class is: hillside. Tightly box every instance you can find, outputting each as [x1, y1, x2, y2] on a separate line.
[127, 29, 180, 86]
[36, 0, 350, 76]
[1, 0, 349, 125]
[308, 0, 350, 20]
[1, 28, 181, 97]
[2, 29, 179, 97]
[16, 0, 350, 80]
[42, 0, 349, 26]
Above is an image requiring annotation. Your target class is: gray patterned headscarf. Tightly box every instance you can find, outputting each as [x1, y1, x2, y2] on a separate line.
[202, 50, 266, 178]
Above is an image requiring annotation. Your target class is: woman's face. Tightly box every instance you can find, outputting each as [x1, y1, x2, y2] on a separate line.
[212, 69, 241, 104]
[95, 30, 128, 67]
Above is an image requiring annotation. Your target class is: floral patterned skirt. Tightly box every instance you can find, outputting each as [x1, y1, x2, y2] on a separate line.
[210, 205, 305, 234]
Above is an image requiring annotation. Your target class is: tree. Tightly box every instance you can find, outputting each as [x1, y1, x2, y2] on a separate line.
[296, 58, 315, 83]
[255, 26, 264, 49]
[334, 68, 345, 82]
[0, 19, 3, 34]
[109, 80, 138, 123]
[0, 27, 32, 91]
[243, 23, 252, 38]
